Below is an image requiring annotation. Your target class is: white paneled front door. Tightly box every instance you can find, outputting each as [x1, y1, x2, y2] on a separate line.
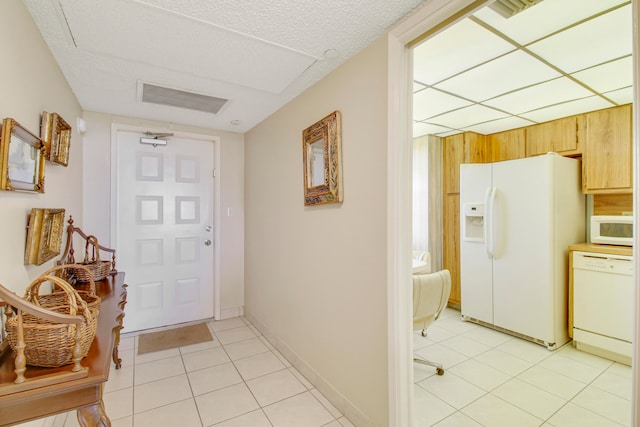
[116, 130, 215, 332]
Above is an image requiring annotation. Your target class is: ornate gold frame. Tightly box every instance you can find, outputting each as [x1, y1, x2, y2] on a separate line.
[0, 118, 46, 192]
[302, 111, 343, 206]
[24, 208, 66, 265]
[41, 112, 72, 166]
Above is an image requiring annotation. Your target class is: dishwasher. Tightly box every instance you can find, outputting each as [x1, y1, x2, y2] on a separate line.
[572, 250, 633, 363]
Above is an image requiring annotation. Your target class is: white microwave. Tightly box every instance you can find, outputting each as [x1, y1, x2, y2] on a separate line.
[591, 215, 633, 246]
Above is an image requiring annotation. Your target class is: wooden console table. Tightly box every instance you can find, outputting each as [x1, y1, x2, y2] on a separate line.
[0, 272, 127, 426]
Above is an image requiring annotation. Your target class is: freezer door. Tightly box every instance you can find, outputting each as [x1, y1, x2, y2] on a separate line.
[460, 163, 493, 323]
[491, 156, 556, 342]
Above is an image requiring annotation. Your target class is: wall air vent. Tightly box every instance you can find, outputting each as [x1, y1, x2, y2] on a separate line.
[141, 83, 228, 114]
[489, 0, 544, 18]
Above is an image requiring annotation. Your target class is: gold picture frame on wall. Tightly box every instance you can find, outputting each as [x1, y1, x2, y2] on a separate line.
[41, 112, 71, 166]
[24, 208, 66, 266]
[0, 118, 46, 193]
[302, 111, 343, 206]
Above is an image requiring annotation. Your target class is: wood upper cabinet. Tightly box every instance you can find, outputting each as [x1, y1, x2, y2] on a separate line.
[443, 132, 486, 194]
[582, 104, 632, 194]
[488, 128, 525, 162]
[525, 116, 579, 157]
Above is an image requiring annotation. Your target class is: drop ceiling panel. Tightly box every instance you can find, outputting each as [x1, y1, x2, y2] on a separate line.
[59, 0, 316, 94]
[413, 122, 452, 138]
[432, 104, 509, 130]
[527, 5, 632, 73]
[413, 18, 514, 85]
[413, 88, 472, 121]
[434, 50, 560, 102]
[602, 87, 634, 105]
[484, 77, 595, 114]
[571, 56, 633, 93]
[472, 0, 627, 45]
[466, 116, 535, 135]
[520, 96, 614, 123]
[413, 0, 632, 137]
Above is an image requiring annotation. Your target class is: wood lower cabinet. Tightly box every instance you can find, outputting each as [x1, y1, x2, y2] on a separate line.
[443, 194, 461, 306]
[582, 104, 632, 194]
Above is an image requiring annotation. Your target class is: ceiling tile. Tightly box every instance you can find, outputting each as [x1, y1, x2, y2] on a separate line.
[527, 4, 632, 73]
[472, 0, 627, 45]
[434, 50, 560, 102]
[484, 77, 595, 114]
[413, 88, 472, 121]
[571, 56, 633, 94]
[413, 18, 514, 85]
[520, 96, 614, 123]
[413, 82, 427, 93]
[431, 104, 509, 130]
[466, 116, 535, 135]
[413, 122, 453, 138]
[602, 87, 634, 105]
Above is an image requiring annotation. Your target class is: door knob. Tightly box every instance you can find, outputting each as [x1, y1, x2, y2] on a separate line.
[204, 240, 212, 246]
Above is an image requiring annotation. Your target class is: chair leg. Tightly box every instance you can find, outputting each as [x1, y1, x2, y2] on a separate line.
[421, 329, 427, 337]
[414, 356, 445, 375]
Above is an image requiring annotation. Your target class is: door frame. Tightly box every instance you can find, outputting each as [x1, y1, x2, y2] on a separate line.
[110, 123, 222, 320]
[386, 0, 640, 425]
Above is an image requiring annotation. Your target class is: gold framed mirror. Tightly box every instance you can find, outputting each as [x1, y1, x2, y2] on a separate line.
[24, 208, 66, 265]
[41, 111, 72, 166]
[302, 111, 343, 206]
[0, 118, 46, 192]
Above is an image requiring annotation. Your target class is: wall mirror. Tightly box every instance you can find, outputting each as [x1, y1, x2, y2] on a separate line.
[302, 111, 343, 206]
[41, 111, 72, 166]
[0, 118, 46, 192]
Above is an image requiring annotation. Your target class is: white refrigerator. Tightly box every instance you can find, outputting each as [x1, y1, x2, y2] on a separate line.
[459, 153, 585, 349]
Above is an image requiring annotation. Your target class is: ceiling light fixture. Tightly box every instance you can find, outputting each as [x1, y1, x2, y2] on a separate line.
[489, 0, 544, 18]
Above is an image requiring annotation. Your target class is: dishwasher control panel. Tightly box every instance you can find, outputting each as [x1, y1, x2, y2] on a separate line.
[572, 251, 632, 275]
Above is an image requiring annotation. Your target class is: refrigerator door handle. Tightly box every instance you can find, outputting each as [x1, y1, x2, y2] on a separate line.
[488, 187, 497, 258]
[484, 187, 492, 259]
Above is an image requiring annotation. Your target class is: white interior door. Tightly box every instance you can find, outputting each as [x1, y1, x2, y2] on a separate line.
[116, 130, 215, 332]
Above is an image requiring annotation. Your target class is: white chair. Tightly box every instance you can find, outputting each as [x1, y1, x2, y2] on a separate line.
[411, 250, 431, 274]
[413, 269, 451, 375]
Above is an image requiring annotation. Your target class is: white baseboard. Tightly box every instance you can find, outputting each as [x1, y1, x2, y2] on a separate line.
[219, 306, 244, 320]
[244, 311, 375, 427]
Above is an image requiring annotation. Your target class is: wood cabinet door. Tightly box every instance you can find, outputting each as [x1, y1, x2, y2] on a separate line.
[443, 134, 464, 194]
[488, 128, 525, 162]
[443, 193, 461, 306]
[583, 105, 632, 193]
[464, 132, 487, 163]
[525, 116, 578, 157]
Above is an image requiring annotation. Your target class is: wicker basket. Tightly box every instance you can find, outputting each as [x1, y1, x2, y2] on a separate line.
[6, 275, 99, 367]
[42, 264, 102, 310]
[67, 235, 111, 282]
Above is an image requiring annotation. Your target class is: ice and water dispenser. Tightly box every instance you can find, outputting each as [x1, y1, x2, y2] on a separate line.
[463, 203, 484, 242]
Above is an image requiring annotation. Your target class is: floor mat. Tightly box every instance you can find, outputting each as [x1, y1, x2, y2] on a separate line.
[137, 323, 213, 354]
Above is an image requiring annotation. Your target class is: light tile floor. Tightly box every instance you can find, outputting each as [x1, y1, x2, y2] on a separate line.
[414, 307, 632, 427]
[47, 317, 354, 427]
[15, 310, 632, 427]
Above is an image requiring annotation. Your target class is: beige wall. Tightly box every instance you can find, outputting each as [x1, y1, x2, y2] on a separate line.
[0, 0, 83, 292]
[81, 112, 246, 320]
[245, 36, 390, 426]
